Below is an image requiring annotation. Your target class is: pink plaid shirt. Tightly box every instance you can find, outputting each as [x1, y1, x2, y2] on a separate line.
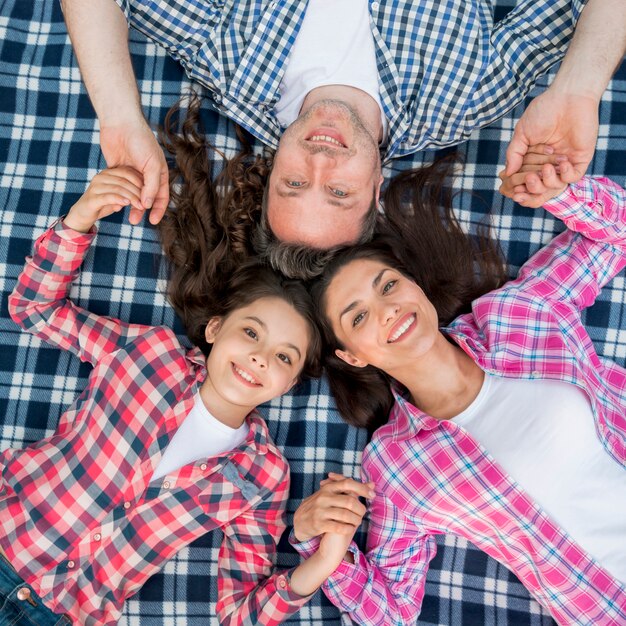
[294, 177, 626, 625]
[2, 221, 311, 625]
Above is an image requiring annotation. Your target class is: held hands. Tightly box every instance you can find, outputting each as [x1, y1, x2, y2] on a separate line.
[64, 167, 144, 233]
[503, 88, 599, 207]
[100, 120, 169, 225]
[289, 474, 373, 597]
[499, 146, 569, 208]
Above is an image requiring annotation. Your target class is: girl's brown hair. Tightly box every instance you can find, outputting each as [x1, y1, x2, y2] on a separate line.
[312, 156, 507, 430]
[157, 94, 321, 378]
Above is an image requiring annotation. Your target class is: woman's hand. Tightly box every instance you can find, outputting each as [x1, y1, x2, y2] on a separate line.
[64, 167, 144, 233]
[293, 473, 374, 542]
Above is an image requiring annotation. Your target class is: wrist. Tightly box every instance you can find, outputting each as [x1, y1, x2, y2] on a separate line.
[63, 212, 95, 233]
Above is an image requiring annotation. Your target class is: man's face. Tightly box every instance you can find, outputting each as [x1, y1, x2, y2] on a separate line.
[267, 100, 382, 248]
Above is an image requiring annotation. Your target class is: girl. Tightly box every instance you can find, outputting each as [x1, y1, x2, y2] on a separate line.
[293, 159, 626, 624]
[0, 167, 369, 625]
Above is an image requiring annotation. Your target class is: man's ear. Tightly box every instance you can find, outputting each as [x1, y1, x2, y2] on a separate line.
[335, 348, 368, 369]
[205, 317, 222, 344]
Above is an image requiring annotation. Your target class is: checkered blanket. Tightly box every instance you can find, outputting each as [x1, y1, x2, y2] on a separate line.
[1, 1, 624, 624]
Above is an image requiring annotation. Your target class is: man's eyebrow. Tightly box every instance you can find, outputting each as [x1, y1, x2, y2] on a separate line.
[339, 269, 388, 323]
[275, 185, 357, 209]
[245, 316, 301, 360]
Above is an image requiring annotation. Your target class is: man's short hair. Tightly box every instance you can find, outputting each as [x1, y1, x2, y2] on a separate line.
[252, 191, 379, 280]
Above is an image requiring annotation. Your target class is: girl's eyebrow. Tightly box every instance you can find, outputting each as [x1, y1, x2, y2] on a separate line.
[339, 268, 388, 322]
[244, 316, 301, 360]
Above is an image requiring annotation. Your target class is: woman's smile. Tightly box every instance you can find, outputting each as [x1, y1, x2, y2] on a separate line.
[387, 312, 417, 343]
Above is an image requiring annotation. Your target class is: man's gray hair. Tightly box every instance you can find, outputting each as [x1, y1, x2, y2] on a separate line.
[252, 191, 379, 280]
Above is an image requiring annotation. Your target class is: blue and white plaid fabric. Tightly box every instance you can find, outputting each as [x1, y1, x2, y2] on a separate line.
[115, 0, 585, 156]
[0, 1, 624, 624]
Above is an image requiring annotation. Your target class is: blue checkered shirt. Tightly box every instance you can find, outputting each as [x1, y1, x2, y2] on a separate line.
[115, 0, 585, 159]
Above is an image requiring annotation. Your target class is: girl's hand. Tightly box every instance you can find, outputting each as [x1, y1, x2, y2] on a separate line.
[293, 473, 374, 542]
[64, 167, 144, 233]
[499, 145, 569, 208]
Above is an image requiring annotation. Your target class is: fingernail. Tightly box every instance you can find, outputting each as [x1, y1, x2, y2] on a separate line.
[144, 198, 153, 209]
[544, 146, 554, 154]
[368, 491, 375, 498]
[555, 155, 568, 163]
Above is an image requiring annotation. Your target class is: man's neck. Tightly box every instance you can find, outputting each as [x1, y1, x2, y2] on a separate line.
[299, 85, 383, 144]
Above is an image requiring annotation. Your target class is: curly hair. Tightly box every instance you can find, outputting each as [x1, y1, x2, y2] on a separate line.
[156, 93, 322, 378]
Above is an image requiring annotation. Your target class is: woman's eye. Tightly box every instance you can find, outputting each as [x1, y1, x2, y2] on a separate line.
[277, 353, 292, 365]
[287, 180, 304, 188]
[382, 280, 396, 294]
[244, 328, 257, 340]
[352, 312, 365, 328]
[330, 188, 347, 197]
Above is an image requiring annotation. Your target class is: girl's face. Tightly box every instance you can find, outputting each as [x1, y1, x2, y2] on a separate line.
[324, 258, 439, 373]
[204, 296, 311, 412]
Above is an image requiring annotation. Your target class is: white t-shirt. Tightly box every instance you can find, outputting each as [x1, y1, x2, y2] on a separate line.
[274, 0, 388, 139]
[152, 392, 249, 481]
[452, 373, 626, 583]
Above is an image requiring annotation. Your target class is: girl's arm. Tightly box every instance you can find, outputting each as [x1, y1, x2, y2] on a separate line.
[217, 473, 372, 625]
[292, 479, 437, 626]
[8, 168, 155, 366]
[501, 174, 626, 311]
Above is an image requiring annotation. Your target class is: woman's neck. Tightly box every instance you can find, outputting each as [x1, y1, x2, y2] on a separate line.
[391, 333, 484, 420]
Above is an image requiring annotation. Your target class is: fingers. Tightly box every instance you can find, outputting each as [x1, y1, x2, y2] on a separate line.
[148, 166, 170, 225]
[320, 473, 375, 499]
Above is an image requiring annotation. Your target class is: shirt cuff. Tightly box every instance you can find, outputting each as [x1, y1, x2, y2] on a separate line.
[275, 568, 316, 604]
[288, 530, 321, 558]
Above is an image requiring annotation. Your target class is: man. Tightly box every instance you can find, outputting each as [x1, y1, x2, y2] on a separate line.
[61, 0, 625, 251]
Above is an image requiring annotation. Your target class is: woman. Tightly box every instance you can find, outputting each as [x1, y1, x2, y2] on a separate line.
[293, 158, 626, 625]
[1, 167, 370, 625]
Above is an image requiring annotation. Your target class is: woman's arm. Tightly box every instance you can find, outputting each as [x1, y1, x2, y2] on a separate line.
[8, 168, 155, 365]
[504, 175, 626, 311]
[293, 485, 437, 626]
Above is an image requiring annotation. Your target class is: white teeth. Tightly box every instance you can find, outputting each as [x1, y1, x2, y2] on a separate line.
[308, 135, 344, 147]
[389, 315, 415, 342]
[235, 365, 259, 385]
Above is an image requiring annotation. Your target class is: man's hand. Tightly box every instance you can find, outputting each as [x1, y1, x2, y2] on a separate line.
[499, 147, 568, 208]
[293, 473, 374, 543]
[505, 89, 599, 190]
[100, 121, 169, 225]
[64, 167, 144, 233]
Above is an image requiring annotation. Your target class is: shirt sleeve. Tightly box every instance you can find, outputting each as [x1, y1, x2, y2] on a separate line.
[216, 468, 314, 625]
[506, 176, 626, 311]
[8, 220, 155, 366]
[291, 492, 437, 626]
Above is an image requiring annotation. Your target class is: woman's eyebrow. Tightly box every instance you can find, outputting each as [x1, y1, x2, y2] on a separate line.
[339, 269, 388, 322]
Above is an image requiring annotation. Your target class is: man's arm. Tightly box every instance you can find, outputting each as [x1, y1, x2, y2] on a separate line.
[61, 0, 169, 223]
[504, 0, 626, 206]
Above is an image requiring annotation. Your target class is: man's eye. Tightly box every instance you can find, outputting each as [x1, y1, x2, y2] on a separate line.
[352, 312, 365, 327]
[287, 180, 304, 188]
[330, 188, 348, 197]
[277, 353, 292, 365]
[382, 280, 396, 294]
[244, 328, 257, 339]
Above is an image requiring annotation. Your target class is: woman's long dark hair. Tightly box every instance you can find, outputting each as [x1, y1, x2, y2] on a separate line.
[312, 156, 508, 430]
[156, 93, 321, 378]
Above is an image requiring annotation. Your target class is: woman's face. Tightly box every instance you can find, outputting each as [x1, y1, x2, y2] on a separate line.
[204, 296, 311, 411]
[324, 258, 439, 373]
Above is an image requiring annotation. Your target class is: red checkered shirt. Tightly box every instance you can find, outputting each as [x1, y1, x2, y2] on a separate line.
[294, 176, 626, 625]
[2, 221, 311, 625]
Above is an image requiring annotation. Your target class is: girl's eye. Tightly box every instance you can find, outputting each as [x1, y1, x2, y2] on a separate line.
[330, 188, 347, 197]
[382, 280, 396, 294]
[277, 353, 292, 365]
[287, 180, 304, 188]
[244, 328, 257, 340]
[352, 312, 365, 328]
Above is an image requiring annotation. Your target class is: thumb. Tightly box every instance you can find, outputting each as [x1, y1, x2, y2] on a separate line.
[505, 126, 530, 177]
[141, 160, 161, 210]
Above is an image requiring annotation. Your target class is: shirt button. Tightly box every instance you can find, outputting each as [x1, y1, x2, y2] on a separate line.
[200, 463, 207, 471]
[17, 587, 31, 601]
[371, 1, 379, 10]
[123, 501, 131, 510]
[93, 533, 101, 542]
[67, 560, 75, 569]
[277, 576, 287, 589]
[163, 481, 171, 489]
[532, 370, 540, 377]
